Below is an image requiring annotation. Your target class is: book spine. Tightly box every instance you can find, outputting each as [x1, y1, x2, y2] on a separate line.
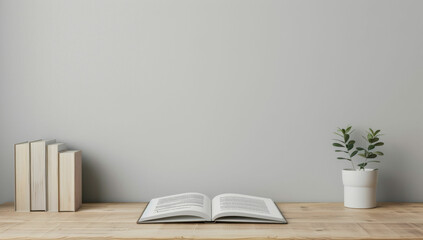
[30, 141, 47, 211]
[59, 151, 82, 212]
[14, 143, 31, 212]
[47, 143, 66, 212]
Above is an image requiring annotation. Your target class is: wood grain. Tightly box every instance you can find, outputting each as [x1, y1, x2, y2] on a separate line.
[1, 202, 423, 239]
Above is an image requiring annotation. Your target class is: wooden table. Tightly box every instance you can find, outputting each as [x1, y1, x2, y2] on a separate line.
[1, 202, 423, 239]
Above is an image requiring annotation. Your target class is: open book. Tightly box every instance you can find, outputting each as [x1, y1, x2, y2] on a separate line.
[138, 192, 287, 224]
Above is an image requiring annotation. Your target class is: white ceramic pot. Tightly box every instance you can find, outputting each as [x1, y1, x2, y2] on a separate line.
[342, 169, 378, 208]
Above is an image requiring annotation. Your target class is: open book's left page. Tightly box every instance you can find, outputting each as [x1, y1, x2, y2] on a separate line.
[138, 192, 212, 223]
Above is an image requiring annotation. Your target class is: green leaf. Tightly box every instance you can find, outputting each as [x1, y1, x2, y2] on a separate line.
[358, 162, 368, 170]
[367, 133, 373, 141]
[344, 134, 350, 143]
[368, 145, 375, 150]
[369, 128, 375, 135]
[375, 151, 384, 156]
[374, 130, 381, 135]
[337, 157, 351, 161]
[341, 129, 346, 134]
[358, 153, 366, 158]
[356, 147, 365, 151]
[348, 140, 356, 145]
[350, 150, 358, 158]
[368, 153, 377, 159]
[374, 142, 384, 146]
[346, 126, 352, 133]
[333, 143, 344, 147]
[369, 137, 379, 143]
[367, 160, 380, 163]
[347, 143, 354, 151]
[334, 132, 343, 137]
[335, 150, 349, 153]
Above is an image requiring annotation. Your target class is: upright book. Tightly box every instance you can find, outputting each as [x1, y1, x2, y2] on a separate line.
[138, 192, 287, 223]
[30, 139, 56, 211]
[47, 143, 66, 212]
[14, 141, 31, 212]
[59, 150, 82, 212]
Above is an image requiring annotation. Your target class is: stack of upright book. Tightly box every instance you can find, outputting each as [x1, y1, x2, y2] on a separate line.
[14, 139, 82, 212]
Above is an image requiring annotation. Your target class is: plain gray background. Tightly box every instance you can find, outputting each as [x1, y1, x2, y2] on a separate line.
[1, 0, 422, 204]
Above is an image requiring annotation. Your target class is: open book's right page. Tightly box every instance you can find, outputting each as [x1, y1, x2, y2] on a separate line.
[211, 193, 287, 223]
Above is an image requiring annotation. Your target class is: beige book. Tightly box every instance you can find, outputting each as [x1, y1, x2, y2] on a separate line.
[30, 139, 56, 211]
[14, 142, 31, 212]
[59, 150, 82, 212]
[47, 143, 67, 212]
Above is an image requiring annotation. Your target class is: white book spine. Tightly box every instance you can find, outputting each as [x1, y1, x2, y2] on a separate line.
[30, 139, 56, 211]
[47, 143, 66, 212]
[14, 142, 31, 212]
[59, 150, 82, 212]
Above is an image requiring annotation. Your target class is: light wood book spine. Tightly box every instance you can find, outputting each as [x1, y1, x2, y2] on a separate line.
[14, 142, 31, 212]
[47, 143, 67, 212]
[59, 150, 82, 212]
[30, 139, 56, 211]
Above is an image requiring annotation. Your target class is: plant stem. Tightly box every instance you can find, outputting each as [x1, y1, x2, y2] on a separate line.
[364, 157, 368, 170]
[346, 149, 355, 170]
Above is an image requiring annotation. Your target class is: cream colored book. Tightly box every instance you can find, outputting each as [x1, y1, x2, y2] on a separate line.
[47, 143, 67, 212]
[59, 150, 82, 212]
[138, 193, 287, 224]
[14, 142, 31, 212]
[30, 139, 56, 211]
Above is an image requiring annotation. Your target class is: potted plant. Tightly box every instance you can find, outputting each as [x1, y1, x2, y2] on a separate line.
[332, 126, 384, 208]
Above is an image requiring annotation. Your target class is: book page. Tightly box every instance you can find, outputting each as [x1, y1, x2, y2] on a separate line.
[211, 193, 286, 223]
[139, 192, 212, 222]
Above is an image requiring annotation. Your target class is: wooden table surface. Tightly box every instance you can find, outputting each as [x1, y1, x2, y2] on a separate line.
[1, 202, 423, 239]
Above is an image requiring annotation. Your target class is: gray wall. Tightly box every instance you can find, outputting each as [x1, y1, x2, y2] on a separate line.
[1, 0, 422, 204]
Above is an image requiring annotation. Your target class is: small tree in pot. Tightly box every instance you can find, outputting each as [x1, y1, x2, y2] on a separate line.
[332, 126, 384, 208]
